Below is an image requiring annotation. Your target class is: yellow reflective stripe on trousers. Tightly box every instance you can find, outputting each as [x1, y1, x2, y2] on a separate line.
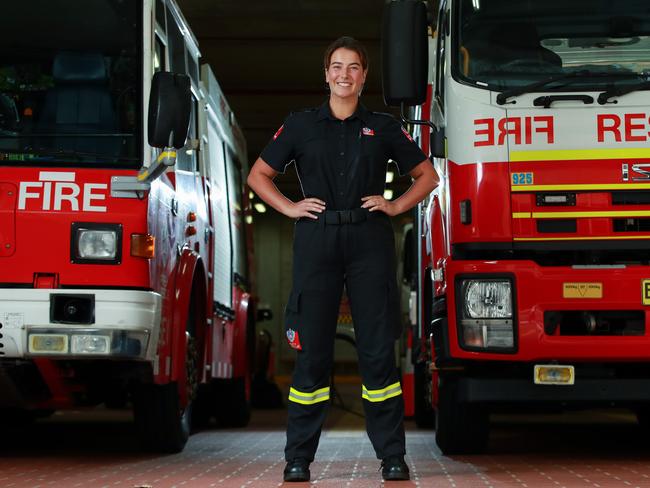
[361, 382, 402, 402]
[288, 386, 330, 405]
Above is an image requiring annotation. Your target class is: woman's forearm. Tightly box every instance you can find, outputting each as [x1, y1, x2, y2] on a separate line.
[247, 171, 296, 217]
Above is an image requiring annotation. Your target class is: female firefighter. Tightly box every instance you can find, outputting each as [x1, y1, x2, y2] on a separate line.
[247, 36, 439, 482]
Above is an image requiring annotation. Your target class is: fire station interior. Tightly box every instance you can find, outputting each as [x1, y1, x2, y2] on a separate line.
[5, 1, 650, 486]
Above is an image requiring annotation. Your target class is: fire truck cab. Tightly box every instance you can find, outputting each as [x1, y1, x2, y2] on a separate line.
[0, 0, 254, 452]
[383, 0, 650, 454]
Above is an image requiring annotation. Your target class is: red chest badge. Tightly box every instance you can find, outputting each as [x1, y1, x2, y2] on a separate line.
[286, 328, 302, 350]
[362, 127, 375, 136]
[273, 125, 284, 140]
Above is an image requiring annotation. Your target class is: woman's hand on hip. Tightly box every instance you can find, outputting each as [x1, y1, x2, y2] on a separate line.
[361, 195, 399, 216]
[286, 198, 326, 219]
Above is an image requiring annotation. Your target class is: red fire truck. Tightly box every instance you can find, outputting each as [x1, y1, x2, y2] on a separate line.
[0, 0, 255, 452]
[384, 0, 650, 454]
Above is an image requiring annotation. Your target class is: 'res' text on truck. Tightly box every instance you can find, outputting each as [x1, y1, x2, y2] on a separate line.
[383, 0, 650, 454]
[0, 0, 255, 452]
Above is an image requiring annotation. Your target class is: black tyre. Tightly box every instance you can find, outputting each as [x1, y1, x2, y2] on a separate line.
[191, 383, 214, 429]
[134, 312, 199, 453]
[636, 407, 650, 429]
[214, 315, 253, 427]
[133, 381, 191, 453]
[435, 377, 489, 455]
[414, 361, 435, 428]
[0, 408, 39, 428]
[104, 389, 128, 409]
[214, 376, 251, 427]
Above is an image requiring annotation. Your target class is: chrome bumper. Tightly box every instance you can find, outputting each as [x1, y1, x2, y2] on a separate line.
[0, 289, 161, 359]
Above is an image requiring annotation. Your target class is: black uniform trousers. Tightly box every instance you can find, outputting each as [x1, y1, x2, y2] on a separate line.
[284, 209, 405, 462]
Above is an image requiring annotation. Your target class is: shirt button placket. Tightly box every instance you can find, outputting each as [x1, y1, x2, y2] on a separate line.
[338, 121, 346, 198]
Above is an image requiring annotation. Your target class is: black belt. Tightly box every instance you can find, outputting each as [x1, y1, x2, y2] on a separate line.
[322, 208, 368, 225]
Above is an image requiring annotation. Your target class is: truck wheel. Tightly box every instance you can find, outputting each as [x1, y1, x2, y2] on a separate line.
[635, 407, 650, 429]
[214, 376, 251, 427]
[414, 361, 435, 428]
[0, 408, 41, 428]
[134, 331, 198, 453]
[435, 377, 489, 455]
[213, 315, 253, 427]
[133, 381, 190, 453]
[191, 383, 214, 428]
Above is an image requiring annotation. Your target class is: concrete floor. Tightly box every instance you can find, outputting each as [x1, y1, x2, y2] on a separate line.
[2, 380, 650, 487]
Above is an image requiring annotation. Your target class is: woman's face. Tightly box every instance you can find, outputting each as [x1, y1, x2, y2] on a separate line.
[325, 48, 367, 100]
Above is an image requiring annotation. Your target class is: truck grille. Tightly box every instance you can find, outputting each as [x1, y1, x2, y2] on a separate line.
[613, 218, 650, 232]
[612, 191, 650, 205]
[537, 219, 576, 233]
[544, 310, 645, 336]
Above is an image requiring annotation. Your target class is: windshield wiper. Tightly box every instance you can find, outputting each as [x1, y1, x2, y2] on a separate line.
[496, 71, 590, 105]
[597, 81, 650, 104]
[495, 70, 640, 106]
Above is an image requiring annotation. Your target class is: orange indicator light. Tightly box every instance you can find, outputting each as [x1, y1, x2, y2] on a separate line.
[130, 234, 155, 259]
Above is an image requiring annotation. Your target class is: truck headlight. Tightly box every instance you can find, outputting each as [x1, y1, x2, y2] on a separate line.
[79, 230, 116, 258]
[71, 223, 122, 264]
[464, 280, 512, 319]
[457, 278, 516, 352]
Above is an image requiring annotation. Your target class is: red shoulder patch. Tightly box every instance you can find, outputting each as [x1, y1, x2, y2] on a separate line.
[401, 126, 414, 142]
[273, 125, 284, 140]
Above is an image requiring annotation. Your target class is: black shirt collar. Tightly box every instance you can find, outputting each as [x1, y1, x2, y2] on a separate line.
[316, 100, 370, 125]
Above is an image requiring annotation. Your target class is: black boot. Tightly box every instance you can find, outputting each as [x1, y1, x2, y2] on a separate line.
[283, 458, 311, 482]
[381, 455, 410, 481]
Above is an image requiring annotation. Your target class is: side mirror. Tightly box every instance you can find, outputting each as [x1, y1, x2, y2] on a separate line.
[148, 71, 191, 149]
[111, 72, 191, 195]
[382, 0, 429, 107]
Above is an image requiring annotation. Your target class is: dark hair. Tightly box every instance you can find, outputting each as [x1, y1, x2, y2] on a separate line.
[323, 36, 369, 71]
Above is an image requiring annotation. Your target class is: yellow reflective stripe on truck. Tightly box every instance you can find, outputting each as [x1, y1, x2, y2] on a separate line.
[514, 235, 650, 241]
[511, 148, 650, 162]
[513, 210, 650, 219]
[511, 183, 650, 192]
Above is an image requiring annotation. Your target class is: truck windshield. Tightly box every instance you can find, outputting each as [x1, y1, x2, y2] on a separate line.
[454, 0, 650, 92]
[0, 1, 142, 167]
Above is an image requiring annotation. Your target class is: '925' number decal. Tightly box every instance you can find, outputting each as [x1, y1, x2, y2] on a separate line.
[511, 172, 533, 185]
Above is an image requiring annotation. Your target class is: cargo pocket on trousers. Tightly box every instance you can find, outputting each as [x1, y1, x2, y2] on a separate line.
[387, 280, 402, 340]
[284, 290, 303, 350]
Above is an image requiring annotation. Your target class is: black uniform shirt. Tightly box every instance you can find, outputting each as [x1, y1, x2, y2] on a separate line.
[260, 101, 427, 211]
